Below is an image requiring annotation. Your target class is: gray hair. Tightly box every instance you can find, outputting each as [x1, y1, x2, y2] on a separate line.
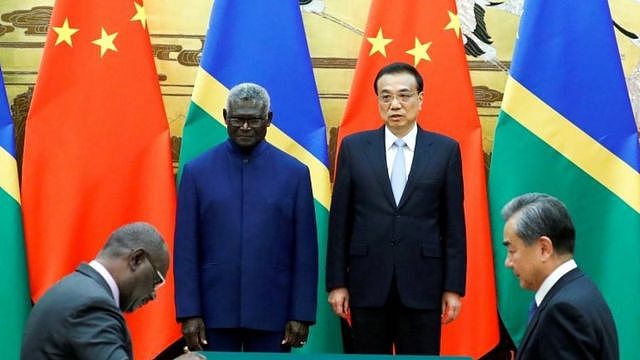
[99, 222, 166, 258]
[225, 83, 271, 116]
[501, 193, 575, 254]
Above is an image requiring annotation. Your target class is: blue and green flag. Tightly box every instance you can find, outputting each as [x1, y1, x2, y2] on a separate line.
[178, 0, 340, 353]
[0, 66, 31, 358]
[489, 0, 640, 358]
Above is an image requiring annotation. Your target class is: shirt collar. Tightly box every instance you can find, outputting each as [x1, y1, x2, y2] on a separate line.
[534, 258, 577, 306]
[226, 138, 268, 156]
[89, 260, 120, 308]
[385, 123, 417, 151]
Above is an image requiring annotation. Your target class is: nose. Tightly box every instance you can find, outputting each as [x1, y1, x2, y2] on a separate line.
[504, 255, 512, 268]
[389, 96, 402, 108]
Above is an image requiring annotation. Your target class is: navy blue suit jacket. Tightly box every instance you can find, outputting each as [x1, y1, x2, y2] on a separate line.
[174, 139, 318, 331]
[517, 268, 619, 360]
[21, 264, 131, 360]
[327, 126, 466, 309]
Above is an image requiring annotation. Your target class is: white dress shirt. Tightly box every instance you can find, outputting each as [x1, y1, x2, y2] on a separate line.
[534, 258, 577, 306]
[89, 260, 120, 308]
[385, 124, 417, 179]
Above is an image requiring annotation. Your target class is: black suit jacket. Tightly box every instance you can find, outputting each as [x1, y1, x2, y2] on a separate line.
[21, 263, 132, 360]
[327, 126, 466, 309]
[517, 268, 619, 360]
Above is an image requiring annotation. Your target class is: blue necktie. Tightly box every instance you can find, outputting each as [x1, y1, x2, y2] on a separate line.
[390, 139, 407, 205]
[528, 299, 538, 323]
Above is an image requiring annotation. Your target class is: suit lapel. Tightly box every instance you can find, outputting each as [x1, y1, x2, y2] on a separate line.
[518, 268, 584, 355]
[364, 127, 396, 207]
[398, 128, 433, 208]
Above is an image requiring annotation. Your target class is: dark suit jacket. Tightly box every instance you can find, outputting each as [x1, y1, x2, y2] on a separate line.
[174, 139, 318, 331]
[21, 263, 132, 360]
[327, 126, 466, 309]
[517, 268, 619, 360]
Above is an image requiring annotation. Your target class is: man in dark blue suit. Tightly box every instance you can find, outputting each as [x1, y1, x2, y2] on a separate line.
[174, 83, 318, 352]
[501, 193, 619, 360]
[326, 62, 467, 354]
[21, 222, 202, 360]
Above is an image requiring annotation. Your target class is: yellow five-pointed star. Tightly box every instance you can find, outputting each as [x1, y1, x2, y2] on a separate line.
[444, 11, 461, 38]
[406, 37, 432, 66]
[131, 2, 147, 29]
[91, 27, 118, 57]
[52, 18, 79, 47]
[366, 28, 393, 57]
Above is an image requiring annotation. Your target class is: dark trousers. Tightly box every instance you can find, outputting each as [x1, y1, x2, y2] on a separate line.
[204, 328, 290, 352]
[350, 279, 441, 355]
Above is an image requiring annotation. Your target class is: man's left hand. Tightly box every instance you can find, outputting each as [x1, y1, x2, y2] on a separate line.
[441, 291, 462, 324]
[281, 321, 309, 348]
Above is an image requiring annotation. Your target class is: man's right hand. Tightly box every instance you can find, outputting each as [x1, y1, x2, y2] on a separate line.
[328, 287, 350, 319]
[181, 317, 207, 351]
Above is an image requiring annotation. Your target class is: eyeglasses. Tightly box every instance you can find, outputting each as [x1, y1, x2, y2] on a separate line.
[141, 250, 165, 290]
[377, 91, 418, 104]
[227, 116, 266, 128]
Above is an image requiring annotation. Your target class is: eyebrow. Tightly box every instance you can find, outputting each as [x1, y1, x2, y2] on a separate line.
[380, 88, 414, 93]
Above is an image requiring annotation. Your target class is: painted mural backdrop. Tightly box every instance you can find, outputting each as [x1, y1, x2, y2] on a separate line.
[1, 0, 639, 357]
[1, 0, 638, 172]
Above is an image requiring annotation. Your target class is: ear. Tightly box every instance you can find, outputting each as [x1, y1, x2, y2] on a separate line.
[222, 108, 229, 124]
[417, 92, 423, 110]
[129, 249, 146, 271]
[265, 111, 273, 127]
[538, 236, 554, 261]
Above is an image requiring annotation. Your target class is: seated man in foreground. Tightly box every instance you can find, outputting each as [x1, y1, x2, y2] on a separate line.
[21, 222, 204, 360]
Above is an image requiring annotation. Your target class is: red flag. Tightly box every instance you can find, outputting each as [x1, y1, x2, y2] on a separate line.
[337, 1, 499, 358]
[21, 1, 179, 358]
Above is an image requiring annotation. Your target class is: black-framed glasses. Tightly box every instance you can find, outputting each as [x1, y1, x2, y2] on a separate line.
[141, 250, 165, 290]
[377, 91, 418, 104]
[227, 116, 266, 128]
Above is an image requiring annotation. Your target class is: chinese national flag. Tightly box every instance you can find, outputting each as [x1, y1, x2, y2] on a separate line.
[337, 1, 499, 358]
[21, 1, 179, 358]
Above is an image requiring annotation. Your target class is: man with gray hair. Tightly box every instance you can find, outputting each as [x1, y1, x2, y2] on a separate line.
[174, 83, 318, 352]
[501, 193, 618, 360]
[21, 222, 203, 359]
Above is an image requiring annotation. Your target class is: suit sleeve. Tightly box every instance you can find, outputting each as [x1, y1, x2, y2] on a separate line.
[289, 165, 318, 323]
[67, 301, 131, 360]
[174, 164, 203, 319]
[326, 139, 353, 291]
[441, 142, 467, 295]
[534, 302, 600, 360]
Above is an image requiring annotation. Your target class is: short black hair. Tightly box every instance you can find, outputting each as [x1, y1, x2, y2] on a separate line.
[373, 62, 424, 95]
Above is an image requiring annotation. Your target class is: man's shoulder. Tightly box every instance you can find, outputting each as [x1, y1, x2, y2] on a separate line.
[41, 269, 117, 309]
[342, 128, 381, 145]
[186, 141, 228, 168]
[419, 128, 459, 147]
[548, 269, 609, 311]
[264, 142, 309, 173]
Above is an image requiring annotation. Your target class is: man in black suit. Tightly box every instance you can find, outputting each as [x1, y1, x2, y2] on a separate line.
[326, 62, 467, 354]
[501, 193, 619, 360]
[20, 222, 203, 360]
